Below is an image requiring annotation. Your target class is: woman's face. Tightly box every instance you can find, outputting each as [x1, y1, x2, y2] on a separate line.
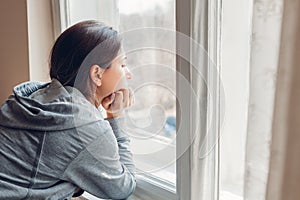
[96, 50, 132, 102]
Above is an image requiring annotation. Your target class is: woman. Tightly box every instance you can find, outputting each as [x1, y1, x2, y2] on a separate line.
[0, 20, 136, 199]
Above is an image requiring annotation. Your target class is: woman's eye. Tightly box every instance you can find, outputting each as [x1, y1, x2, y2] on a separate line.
[121, 64, 127, 68]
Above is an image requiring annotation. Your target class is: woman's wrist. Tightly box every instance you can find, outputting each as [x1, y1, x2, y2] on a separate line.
[106, 111, 125, 119]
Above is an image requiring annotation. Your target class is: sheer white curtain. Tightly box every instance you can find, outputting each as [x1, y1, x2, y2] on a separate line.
[245, 0, 300, 200]
[189, 0, 221, 199]
[244, 0, 284, 199]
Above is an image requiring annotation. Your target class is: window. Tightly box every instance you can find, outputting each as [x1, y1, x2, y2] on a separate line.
[52, 0, 223, 199]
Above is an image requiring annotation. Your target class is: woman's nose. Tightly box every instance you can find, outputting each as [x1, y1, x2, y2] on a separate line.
[124, 66, 132, 80]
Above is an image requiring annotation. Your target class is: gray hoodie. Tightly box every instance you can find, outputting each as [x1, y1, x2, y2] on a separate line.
[0, 79, 136, 200]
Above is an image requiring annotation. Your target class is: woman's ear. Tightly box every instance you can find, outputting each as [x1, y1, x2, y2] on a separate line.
[89, 65, 105, 87]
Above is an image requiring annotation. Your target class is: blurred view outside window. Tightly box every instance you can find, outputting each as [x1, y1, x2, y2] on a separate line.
[119, 0, 176, 185]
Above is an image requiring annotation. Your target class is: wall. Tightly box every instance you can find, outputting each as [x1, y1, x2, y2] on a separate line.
[27, 0, 54, 82]
[0, 0, 54, 104]
[0, 0, 30, 104]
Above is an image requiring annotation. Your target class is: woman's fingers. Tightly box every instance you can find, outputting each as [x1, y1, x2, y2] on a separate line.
[111, 91, 123, 113]
[101, 93, 115, 109]
[121, 88, 130, 107]
[102, 88, 134, 115]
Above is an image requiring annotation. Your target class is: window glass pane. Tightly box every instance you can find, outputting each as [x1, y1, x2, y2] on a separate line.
[118, 0, 176, 185]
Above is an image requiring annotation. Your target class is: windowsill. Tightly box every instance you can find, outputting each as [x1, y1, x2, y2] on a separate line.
[81, 174, 176, 200]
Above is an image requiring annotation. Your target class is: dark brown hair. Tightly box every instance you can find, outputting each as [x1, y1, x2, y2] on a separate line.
[49, 20, 122, 90]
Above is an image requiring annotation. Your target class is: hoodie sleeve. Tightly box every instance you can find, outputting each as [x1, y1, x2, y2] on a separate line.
[105, 117, 136, 178]
[62, 117, 136, 200]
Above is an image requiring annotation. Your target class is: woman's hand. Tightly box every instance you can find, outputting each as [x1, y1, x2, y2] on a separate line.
[101, 88, 134, 118]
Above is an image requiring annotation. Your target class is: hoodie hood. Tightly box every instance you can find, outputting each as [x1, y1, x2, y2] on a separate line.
[0, 79, 103, 131]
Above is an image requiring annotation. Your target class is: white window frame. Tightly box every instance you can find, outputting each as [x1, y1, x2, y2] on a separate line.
[51, 0, 222, 199]
[176, 0, 221, 199]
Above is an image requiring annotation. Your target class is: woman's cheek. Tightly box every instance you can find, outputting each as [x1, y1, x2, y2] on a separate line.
[103, 71, 127, 93]
[110, 74, 127, 93]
